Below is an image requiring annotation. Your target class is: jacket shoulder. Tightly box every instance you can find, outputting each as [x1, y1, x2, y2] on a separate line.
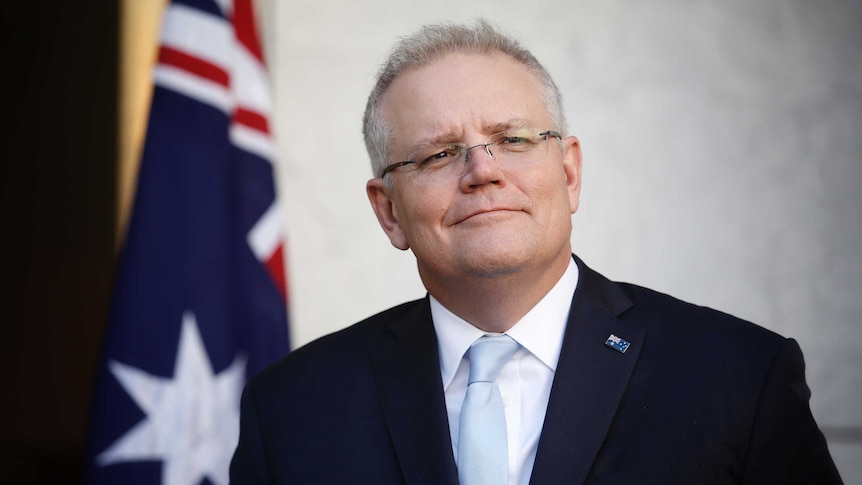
[574, 255, 783, 347]
[249, 298, 426, 387]
[615, 280, 784, 347]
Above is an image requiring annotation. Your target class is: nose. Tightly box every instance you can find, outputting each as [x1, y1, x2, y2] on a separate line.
[459, 141, 505, 191]
[463, 143, 494, 163]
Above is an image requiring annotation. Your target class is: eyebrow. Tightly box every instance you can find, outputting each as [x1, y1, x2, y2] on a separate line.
[485, 118, 532, 134]
[407, 118, 535, 152]
[411, 132, 461, 152]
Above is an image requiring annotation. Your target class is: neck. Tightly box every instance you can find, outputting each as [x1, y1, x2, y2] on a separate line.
[421, 253, 571, 333]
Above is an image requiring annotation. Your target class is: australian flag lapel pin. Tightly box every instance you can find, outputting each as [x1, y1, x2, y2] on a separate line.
[605, 334, 631, 353]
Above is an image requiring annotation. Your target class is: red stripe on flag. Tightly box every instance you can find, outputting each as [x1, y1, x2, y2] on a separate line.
[158, 46, 230, 87]
[265, 244, 288, 301]
[234, 107, 270, 134]
[232, 0, 264, 63]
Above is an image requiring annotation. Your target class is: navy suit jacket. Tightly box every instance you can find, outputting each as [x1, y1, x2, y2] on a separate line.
[230, 256, 841, 484]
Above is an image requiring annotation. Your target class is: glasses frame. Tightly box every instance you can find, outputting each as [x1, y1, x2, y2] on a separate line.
[380, 129, 562, 179]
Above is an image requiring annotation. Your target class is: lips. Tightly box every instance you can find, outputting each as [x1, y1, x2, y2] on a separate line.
[456, 207, 520, 224]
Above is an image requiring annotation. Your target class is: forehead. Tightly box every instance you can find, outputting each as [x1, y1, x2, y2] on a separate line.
[379, 52, 549, 148]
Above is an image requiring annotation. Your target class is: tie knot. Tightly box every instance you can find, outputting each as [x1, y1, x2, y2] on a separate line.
[467, 335, 520, 384]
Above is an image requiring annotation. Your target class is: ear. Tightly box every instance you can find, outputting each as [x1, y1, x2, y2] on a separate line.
[366, 178, 410, 250]
[561, 135, 583, 214]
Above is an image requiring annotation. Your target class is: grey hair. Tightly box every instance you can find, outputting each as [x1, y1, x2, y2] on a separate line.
[362, 19, 567, 178]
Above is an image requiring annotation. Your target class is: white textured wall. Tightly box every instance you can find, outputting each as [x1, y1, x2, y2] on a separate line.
[258, 0, 862, 479]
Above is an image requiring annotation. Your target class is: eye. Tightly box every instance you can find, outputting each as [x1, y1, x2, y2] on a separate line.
[423, 150, 451, 163]
[494, 131, 538, 152]
[417, 145, 461, 168]
[500, 136, 529, 145]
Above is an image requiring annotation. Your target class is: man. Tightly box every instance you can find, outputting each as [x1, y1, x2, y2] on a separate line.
[230, 20, 841, 484]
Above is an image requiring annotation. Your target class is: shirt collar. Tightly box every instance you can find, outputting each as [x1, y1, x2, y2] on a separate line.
[431, 257, 579, 389]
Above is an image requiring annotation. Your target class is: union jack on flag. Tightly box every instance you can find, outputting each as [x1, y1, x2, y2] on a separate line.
[87, 0, 289, 483]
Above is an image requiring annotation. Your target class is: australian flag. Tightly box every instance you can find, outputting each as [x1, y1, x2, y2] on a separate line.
[87, 0, 289, 483]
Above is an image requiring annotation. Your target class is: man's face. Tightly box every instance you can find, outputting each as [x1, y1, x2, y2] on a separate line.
[367, 52, 582, 288]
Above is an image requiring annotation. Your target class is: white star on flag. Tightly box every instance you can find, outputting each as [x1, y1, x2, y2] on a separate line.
[97, 311, 246, 485]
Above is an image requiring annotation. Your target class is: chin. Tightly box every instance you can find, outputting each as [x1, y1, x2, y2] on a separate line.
[456, 248, 531, 279]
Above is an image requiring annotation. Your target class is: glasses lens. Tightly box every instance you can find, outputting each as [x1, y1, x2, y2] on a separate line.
[403, 144, 466, 185]
[487, 128, 551, 168]
[396, 128, 556, 185]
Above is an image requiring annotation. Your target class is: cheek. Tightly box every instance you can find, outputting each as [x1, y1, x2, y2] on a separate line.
[532, 169, 573, 220]
[395, 187, 449, 236]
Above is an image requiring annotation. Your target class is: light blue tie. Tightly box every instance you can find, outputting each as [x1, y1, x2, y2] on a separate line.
[458, 335, 521, 485]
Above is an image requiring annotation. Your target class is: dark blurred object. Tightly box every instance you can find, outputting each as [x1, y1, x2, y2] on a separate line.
[0, 446, 85, 485]
[1, 2, 118, 484]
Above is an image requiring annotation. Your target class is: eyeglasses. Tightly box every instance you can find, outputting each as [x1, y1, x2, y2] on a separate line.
[381, 127, 562, 185]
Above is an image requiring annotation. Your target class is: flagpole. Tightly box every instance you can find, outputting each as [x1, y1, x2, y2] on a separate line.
[117, 0, 168, 250]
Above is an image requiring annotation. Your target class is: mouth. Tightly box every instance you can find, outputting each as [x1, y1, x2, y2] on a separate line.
[457, 207, 520, 224]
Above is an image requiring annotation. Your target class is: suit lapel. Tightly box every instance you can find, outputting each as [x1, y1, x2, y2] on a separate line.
[370, 298, 459, 485]
[530, 257, 646, 484]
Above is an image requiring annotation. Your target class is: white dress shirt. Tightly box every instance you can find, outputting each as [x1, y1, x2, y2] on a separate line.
[431, 258, 579, 485]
